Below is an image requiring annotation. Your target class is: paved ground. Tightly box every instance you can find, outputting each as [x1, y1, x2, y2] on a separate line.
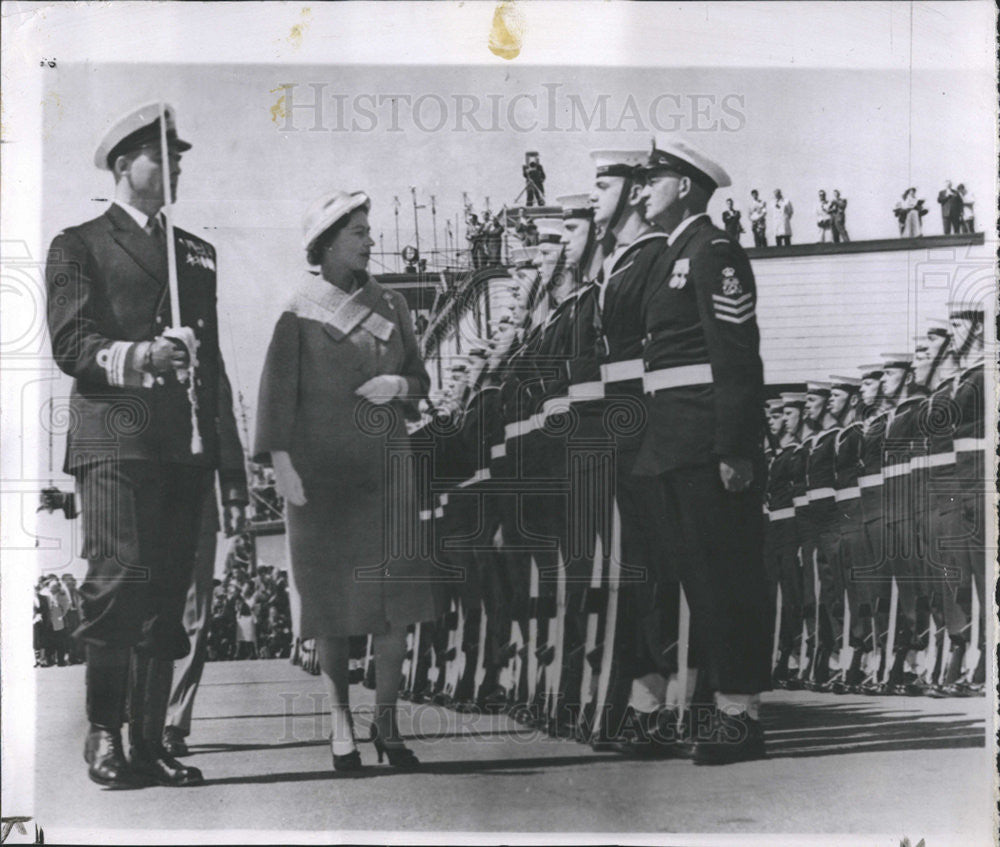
[31, 659, 993, 843]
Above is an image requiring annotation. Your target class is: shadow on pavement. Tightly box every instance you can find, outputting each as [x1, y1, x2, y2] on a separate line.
[192, 726, 540, 755]
[761, 700, 985, 759]
[199, 754, 616, 786]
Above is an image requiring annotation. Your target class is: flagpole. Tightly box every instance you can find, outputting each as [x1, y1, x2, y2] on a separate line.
[410, 186, 421, 254]
[431, 194, 438, 264]
[393, 196, 401, 272]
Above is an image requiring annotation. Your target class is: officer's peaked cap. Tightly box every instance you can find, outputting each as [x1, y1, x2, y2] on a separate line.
[644, 135, 731, 191]
[95, 101, 191, 170]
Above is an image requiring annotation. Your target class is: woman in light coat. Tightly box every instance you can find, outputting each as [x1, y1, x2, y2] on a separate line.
[255, 190, 437, 771]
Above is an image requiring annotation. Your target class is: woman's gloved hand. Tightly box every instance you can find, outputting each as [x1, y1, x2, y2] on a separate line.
[355, 374, 407, 405]
[272, 450, 307, 506]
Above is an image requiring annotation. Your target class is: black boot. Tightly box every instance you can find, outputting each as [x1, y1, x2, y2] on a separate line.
[84, 645, 145, 788]
[128, 652, 204, 786]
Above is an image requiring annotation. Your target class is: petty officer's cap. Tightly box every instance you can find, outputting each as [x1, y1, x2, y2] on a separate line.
[806, 381, 833, 397]
[922, 317, 951, 338]
[589, 149, 648, 178]
[95, 101, 192, 171]
[780, 392, 807, 408]
[858, 364, 884, 381]
[302, 190, 371, 254]
[508, 246, 539, 268]
[765, 398, 785, 415]
[829, 376, 862, 393]
[535, 219, 565, 245]
[556, 193, 594, 220]
[946, 300, 985, 320]
[643, 135, 731, 191]
[880, 353, 914, 371]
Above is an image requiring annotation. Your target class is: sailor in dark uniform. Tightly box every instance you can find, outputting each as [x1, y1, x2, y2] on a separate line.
[583, 150, 674, 751]
[497, 231, 563, 719]
[854, 363, 891, 690]
[632, 137, 770, 764]
[763, 396, 804, 686]
[878, 352, 930, 693]
[800, 382, 842, 689]
[941, 301, 987, 692]
[785, 393, 815, 689]
[826, 376, 868, 692]
[524, 194, 600, 736]
[46, 103, 247, 787]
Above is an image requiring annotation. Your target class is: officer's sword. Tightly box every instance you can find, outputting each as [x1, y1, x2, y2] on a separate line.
[158, 101, 203, 455]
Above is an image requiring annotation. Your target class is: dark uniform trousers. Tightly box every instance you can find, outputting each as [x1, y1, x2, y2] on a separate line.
[653, 465, 771, 694]
[763, 515, 802, 655]
[77, 459, 213, 660]
[837, 500, 875, 647]
[806, 498, 843, 650]
[632, 215, 771, 697]
[165, 492, 219, 737]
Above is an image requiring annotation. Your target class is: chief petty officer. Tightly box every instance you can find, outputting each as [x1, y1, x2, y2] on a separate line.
[46, 103, 247, 788]
[632, 136, 771, 765]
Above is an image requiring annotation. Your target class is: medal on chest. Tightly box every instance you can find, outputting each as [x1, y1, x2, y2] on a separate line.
[179, 237, 216, 272]
[669, 257, 690, 289]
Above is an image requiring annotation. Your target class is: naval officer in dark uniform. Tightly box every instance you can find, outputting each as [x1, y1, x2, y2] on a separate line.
[633, 137, 771, 765]
[46, 103, 247, 788]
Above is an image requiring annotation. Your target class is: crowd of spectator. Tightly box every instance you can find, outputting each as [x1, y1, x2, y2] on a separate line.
[33, 573, 85, 666]
[721, 179, 976, 247]
[467, 210, 504, 269]
[207, 541, 293, 662]
[34, 541, 294, 667]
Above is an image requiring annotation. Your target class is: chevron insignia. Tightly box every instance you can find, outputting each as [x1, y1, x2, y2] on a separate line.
[712, 290, 755, 324]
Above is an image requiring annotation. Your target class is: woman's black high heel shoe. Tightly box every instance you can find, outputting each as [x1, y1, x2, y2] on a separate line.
[369, 726, 419, 768]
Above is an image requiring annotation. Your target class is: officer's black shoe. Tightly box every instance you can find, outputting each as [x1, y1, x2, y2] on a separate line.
[859, 679, 887, 695]
[84, 725, 146, 789]
[692, 711, 767, 766]
[589, 731, 626, 753]
[887, 680, 927, 697]
[932, 681, 979, 698]
[130, 740, 204, 787]
[613, 709, 691, 759]
[507, 702, 537, 726]
[409, 685, 433, 704]
[477, 687, 509, 714]
[161, 726, 190, 757]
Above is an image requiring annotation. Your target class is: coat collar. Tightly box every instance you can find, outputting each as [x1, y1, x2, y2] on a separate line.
[666, 212, 710, 246]
[292, 272, 395, 342]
